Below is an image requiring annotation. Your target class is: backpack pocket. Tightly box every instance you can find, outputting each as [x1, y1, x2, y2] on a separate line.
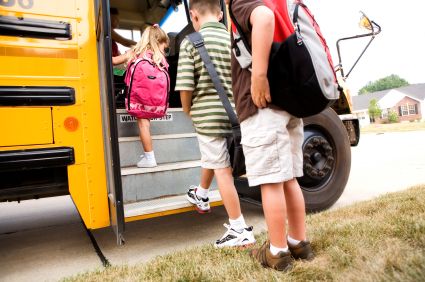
[268, 34, 331, 118]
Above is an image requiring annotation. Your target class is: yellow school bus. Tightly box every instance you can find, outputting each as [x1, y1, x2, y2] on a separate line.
[0, 0, 372, 244]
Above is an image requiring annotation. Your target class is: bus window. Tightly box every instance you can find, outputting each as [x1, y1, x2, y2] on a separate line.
[115, 28, 141, 54]
[160, 4, 188, 34]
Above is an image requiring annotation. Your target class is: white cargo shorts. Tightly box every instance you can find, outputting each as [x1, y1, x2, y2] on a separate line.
[240, 107, 304, 187]
[196, 134, 231, 169]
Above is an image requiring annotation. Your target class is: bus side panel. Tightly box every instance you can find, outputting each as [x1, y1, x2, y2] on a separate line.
[0, 107, 53, 147]
[0, 0, 111, 229]
[0, 0, 77, 18]
[68, 0, 110, 229]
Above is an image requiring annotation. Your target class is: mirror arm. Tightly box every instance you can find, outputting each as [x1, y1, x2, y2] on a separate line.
[344, 36, 376, 79]
[336, 22, 382, 79]
[371, 20, 382, 35]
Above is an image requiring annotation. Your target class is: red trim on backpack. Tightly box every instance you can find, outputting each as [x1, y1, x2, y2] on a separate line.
[263, 0, 294, 43]
[299, 4, 337, 82]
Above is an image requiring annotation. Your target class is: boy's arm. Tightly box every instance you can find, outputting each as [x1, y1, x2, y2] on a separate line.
[175, 39, 195, 116]
[180, 91, 193, 116]
[250, 6, 274, 108]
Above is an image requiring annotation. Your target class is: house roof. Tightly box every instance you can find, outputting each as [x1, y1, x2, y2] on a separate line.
[352, 90, 388, 111]
[396, 83, 425, 101]
[378, 90, 407, 109]
[352, 83, 425, 111]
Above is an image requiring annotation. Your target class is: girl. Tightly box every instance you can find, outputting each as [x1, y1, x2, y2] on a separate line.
[125, 25, 170, 168]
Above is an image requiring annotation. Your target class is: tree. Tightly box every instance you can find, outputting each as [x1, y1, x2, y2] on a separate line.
[359, 74, 409, 94]
[368, 99, 382, 123]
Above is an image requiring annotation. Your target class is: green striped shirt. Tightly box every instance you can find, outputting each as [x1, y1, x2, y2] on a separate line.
[175, 22, 235, 137]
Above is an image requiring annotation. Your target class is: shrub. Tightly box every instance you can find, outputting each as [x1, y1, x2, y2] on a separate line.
[388, 110, 399, 123]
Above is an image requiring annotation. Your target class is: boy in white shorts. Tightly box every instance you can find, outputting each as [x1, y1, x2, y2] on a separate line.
[175, 0, 255, 248]
[228, 0, 314, 271]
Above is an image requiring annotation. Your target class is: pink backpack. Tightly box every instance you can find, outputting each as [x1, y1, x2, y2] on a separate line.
[124, 52, 170, 119]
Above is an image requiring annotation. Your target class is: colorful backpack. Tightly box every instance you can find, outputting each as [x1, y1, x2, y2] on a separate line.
[124, 52, 170, 119]
[229, 0, 341, 118]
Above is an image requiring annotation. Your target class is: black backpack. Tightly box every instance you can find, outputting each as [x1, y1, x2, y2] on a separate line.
[229, 0, 342, 118]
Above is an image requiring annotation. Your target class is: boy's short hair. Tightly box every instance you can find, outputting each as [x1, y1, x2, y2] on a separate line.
[190, 0, 221, 15]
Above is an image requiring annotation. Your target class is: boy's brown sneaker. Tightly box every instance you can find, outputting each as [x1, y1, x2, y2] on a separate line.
[251, 241, 293, 271]
[288, 240, 315, 261]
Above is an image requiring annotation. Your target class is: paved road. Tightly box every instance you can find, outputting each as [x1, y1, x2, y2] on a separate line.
[1, 131, 425, 281]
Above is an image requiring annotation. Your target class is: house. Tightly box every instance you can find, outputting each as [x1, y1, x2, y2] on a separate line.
[352, 84, 425, 127]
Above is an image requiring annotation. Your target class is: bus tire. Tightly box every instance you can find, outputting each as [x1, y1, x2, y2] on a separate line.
[300, 108, 351, 212]
[235, 108, 351, 212]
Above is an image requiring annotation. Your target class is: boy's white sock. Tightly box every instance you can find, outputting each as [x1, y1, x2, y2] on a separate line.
[229, 214, 248, 232]
[144, 151, 155, 160]
[270, 243, 289, 256]
[287, 235, 302, 246]
[195, 185, 209, 199]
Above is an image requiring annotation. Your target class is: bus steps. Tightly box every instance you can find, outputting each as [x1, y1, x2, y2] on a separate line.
[117, 108, 218, 219]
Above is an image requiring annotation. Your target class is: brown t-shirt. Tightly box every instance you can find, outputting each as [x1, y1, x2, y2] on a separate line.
[230, 0, 264, 122]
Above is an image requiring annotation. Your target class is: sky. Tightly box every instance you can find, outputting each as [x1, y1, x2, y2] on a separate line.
[306, 0, 425, 95]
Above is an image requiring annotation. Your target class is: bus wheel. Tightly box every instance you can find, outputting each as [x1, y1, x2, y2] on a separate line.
[299, 108, 351, 212]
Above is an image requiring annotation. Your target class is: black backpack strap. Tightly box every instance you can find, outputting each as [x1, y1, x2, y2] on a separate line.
[186, 32, 240, 128]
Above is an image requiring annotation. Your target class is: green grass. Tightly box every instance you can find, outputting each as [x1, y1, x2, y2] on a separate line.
[65, 186, 425, 282]
[361, 122, 425, 134]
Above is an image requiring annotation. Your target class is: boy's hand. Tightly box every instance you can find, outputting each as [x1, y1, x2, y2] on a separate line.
[251, 74, 271, 108]
[250, 5, 274, 109]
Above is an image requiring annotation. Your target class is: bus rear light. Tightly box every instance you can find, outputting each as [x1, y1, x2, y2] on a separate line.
[64, 117, 79, 132]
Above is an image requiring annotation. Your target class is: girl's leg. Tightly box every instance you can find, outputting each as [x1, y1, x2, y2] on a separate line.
[136, 118, 156, 167]
[137, 118, 152, 152]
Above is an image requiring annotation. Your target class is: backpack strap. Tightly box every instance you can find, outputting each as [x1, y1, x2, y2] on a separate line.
[293, 3, 305, 45]
[228, 0, 252, 55]
[186, 32, 239, 129]
[126, 58, 148, 110]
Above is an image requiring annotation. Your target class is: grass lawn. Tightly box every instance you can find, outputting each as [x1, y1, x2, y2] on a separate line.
[65, 186, 425, 282]
[361, 122, 425, 134]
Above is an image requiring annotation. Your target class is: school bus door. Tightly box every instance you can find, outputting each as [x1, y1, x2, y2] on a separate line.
[95, 0, 125, 245]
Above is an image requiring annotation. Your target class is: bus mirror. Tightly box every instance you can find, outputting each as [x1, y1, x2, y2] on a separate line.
[359, 12, 372, 31]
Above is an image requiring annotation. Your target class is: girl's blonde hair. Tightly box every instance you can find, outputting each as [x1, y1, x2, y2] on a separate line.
[131, 25, 169, 67]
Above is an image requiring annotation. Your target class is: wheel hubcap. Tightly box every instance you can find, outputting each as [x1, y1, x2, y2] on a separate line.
[302, 136, 335, 183]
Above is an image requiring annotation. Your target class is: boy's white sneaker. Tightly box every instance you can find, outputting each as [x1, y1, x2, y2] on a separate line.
[214, 224, 256, 248]
[186, 185, 210, 213]
[137, 155, 157, 168]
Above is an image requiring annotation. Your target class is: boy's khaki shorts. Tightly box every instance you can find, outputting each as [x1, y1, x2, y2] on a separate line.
[240, 108, 304, 187]
[196, 134, 231, 169]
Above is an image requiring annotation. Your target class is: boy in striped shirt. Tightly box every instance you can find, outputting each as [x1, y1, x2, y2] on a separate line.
[175, 0, 255, 248]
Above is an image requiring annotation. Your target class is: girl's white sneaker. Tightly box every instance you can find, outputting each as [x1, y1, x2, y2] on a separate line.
[137, 155, 157, 168]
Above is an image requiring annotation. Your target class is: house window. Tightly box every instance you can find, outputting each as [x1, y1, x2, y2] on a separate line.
[400, 105, 409, 116]
[408, 104, 417, 115]
[399, 104, 418, 116]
